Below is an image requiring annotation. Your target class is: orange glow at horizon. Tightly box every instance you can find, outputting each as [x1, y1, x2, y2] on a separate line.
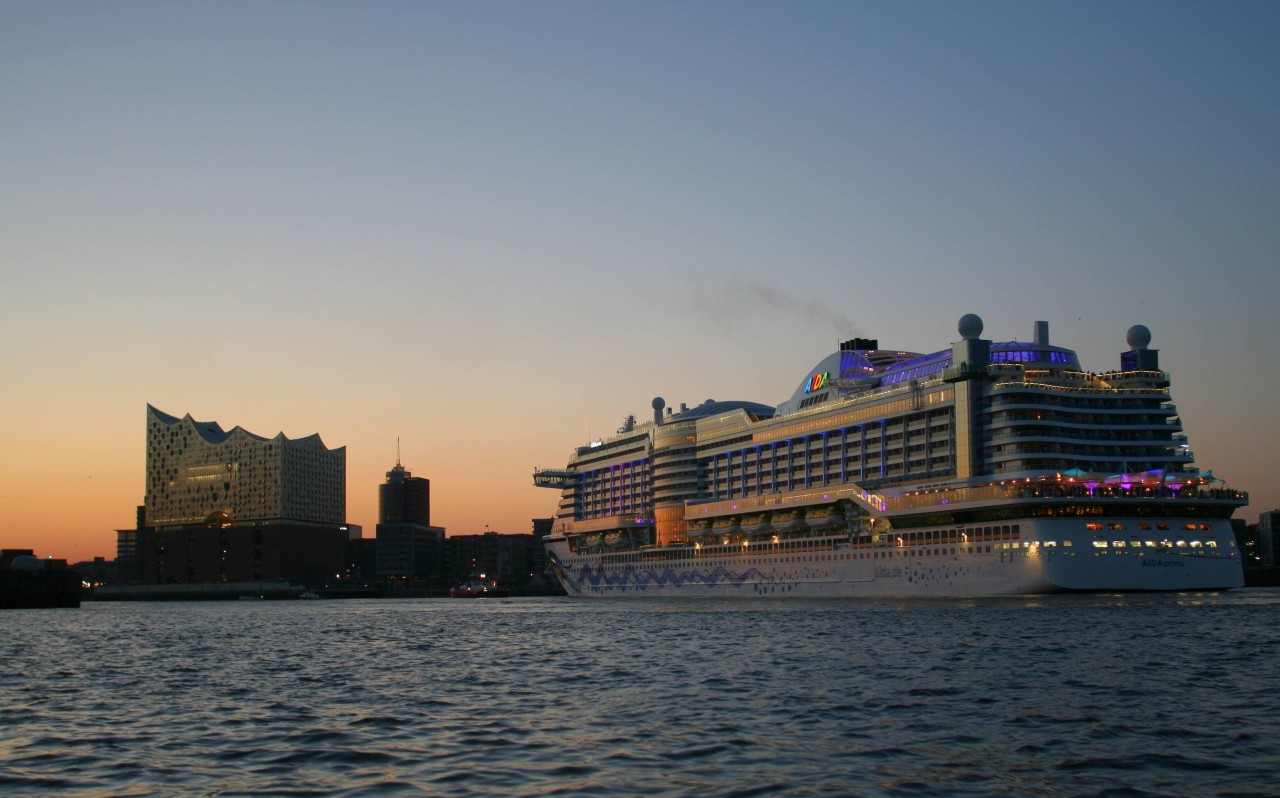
[0, 401, 565, 564]
[3, 3, 1278, 564]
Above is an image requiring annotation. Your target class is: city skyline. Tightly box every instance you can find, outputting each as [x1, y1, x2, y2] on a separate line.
[3, 2, 1278, 563]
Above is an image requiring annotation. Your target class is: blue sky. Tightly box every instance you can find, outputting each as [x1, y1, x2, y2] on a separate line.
[2, 1, 1277, 560]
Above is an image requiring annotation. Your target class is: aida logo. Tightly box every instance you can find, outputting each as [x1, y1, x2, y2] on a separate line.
[805, 371, 829, 393]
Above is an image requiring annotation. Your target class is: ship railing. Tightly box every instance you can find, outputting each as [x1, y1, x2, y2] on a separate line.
[1097, 370, 1167, 380]
[690, 534, 848, 559]
[990, 381, 1170, 396]
[888, 482, 1247, 512]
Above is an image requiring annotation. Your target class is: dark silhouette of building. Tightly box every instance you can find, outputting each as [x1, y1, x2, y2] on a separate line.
[114, 505, 149, 584]
[377, 525, 445, 579]
[70, 557, 115, 587]
[345, 538, 378, 582]
[1239, 515, 1280, 586]
[131, 520, 347, 588]
[1, 550, 81, 608]
[529, 518, 557, 593]
[444, 523, 563, 595]
[375, 459, 445, 580]
[379, 461, 431, 524]
[1257, 510, 1280, 567]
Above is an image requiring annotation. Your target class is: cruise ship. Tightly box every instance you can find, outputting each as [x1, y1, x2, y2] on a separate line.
[534, 315, 1247, 597]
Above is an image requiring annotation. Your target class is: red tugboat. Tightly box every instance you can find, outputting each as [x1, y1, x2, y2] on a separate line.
[449, 559, 511, 598]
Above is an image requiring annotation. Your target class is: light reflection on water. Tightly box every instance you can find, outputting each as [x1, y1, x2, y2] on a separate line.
[2, 590, 1279, 797]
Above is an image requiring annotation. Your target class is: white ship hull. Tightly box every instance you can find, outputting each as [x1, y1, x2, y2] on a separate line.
[546, 517, 1243, 598]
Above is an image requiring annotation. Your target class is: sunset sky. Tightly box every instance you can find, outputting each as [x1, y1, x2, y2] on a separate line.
[3, 1, 1278, 564]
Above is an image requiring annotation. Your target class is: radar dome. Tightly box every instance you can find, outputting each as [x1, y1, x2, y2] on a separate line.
[1126, 324, 1152, 350]
[957, 313, 984, 340]
[652, 397, 665, 411]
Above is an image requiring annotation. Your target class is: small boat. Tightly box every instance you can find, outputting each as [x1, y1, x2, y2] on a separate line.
[449, 560, 511, 598]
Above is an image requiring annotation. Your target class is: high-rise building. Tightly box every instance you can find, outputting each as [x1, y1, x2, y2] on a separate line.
[379, 461, 431, 524]
[375, 459, 444, 579]
[136, 406, 348, 588]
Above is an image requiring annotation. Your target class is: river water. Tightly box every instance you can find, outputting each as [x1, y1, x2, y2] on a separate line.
[3, 591, 1278, 797]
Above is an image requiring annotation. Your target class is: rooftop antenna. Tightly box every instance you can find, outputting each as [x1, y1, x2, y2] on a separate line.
[396, 436, 401, 467]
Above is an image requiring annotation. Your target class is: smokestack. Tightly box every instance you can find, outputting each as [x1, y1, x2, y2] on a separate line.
[1034, 321, 1049, 346]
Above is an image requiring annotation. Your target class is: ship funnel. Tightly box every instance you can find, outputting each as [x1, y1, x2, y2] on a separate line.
[1034, 321, 1049, 346]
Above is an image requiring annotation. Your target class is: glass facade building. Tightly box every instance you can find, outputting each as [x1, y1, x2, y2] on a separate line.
[146, 405, 346, 528]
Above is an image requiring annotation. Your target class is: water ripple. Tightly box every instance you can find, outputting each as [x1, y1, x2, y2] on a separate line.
[1, 591, 1279, 796]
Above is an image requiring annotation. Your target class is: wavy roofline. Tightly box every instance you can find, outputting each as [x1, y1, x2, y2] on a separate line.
[146, 404, 342, 452]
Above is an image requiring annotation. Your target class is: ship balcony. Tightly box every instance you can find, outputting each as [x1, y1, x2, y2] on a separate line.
[991, 432, 1186, 449]
[987, 450, 1195, 472]
[533, 468, 575, 489]
[989, 381, 1171, 397]
[987, 402, 1174, 416]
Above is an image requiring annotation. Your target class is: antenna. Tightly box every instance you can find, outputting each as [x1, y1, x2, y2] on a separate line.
[396, 437, 401, 467]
